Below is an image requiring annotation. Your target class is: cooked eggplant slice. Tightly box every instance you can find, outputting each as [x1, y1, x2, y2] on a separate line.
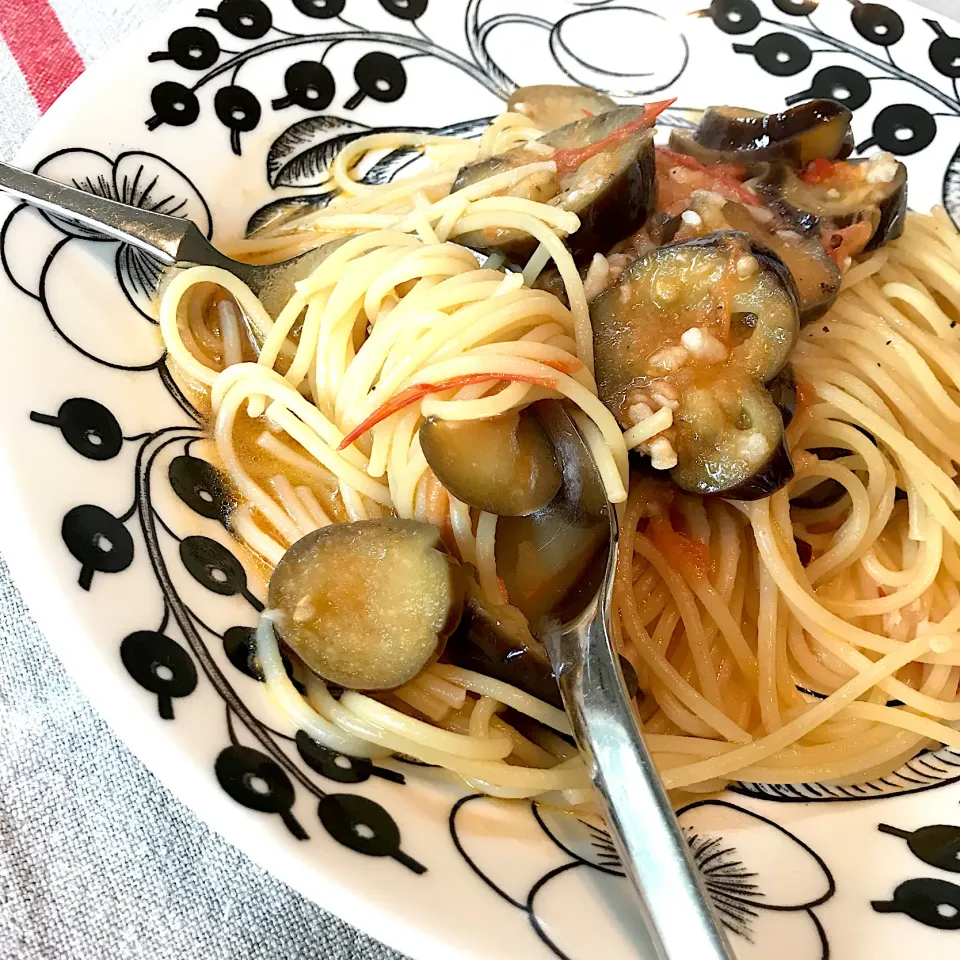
[419, 409, 562, 517]
[446, 575, 563, 709]
[767, 363, 798, 428]
[756, 153, 907, 252]
[669, 100, 853, 168]
[592, 232, 799, 428]
[507, 84, 617, 133]
[671, 371, 794, 499]
[452, 105, 657, 262]
[716, 200, 841, 324]
[268, 519, 464, 691]
[493, 402, 609, 624]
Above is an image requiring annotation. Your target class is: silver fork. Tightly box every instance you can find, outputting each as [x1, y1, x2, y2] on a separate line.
[536, 402, 736, 960]
[0, 160, 338, 318]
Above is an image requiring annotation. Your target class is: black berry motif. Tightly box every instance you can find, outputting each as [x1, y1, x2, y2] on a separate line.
[120, 629, 198, 719]
[147, 81, 200, 129]
[927, 19, 960, 79]
[772, 0, 816, 15]
[30, 398, 124, 461]
[707, 0, 761, 35]
[179, 535, 264, 610]
[786, 65, 872, 110]
[292, 0, 345, 18]
[879, 822, 960, 873]
[345, 52, 407, 110]
[222, 624, 305, 692]
[216, 745, 309, 839]
[149, 27, 221, 70]
[860, 103, 937, 156]
[873, 878, 960, 929]
[378, 0, 428, 21]
[272, 61, 336, 111]
[215, 85, 263, 156]
[168, 455, 230, 523]
[851, 3, 904, 47]
[296, 730, 405, 784]
[733, 31, 811, 76]
[197, 0, 273, 39]
[62, 504, 134, 590]
[318, 793, 425, 873]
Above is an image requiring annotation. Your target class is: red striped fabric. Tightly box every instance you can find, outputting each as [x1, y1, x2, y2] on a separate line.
[0, 0, 84, 113]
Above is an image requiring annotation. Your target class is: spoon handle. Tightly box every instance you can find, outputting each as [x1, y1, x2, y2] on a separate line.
[547, 530, 736, 960]
[0, 160, 195, 264]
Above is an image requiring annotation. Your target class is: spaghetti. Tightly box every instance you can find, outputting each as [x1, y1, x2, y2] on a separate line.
[157, 104, 960, 806]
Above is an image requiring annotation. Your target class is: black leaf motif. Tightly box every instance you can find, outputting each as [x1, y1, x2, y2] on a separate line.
[246, 192, 338, 237]
[264, 114, 491, 193]
[266, 115, 373, 188]
[944, 142, 960, 229]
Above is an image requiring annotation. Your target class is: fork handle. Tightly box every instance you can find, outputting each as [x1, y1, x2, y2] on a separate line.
[0, 159, 195, 263]
[548, 547, 736, 960]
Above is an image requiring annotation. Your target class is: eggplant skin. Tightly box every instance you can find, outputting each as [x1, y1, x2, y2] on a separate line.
[755, 159, 908, 253]
[452, 107, 657, 264]
[767, 364, 797, 428]
[866, 164, 908, 251]
[445, 596, 562, 709]
[562, 132, 657, 261]
[721, 441, 794, 501]
[681, 100, 853, 168]
[718, 201, 841, 326]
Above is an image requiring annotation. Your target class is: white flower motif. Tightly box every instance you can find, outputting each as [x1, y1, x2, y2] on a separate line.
[1, 149, 212, 370]
[449, 794, 836, 960]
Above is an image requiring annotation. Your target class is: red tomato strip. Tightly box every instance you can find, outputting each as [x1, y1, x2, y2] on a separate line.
[649, 517, 714, 580]
[655, 147, 761, 207]
[822, 220, 873, 267]
[553, 98, 676, 178]
[337, 373, 558, 450]
[801, 157, 838, 185]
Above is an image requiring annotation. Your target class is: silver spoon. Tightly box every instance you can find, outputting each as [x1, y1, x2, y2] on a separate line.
[535, 402, 736, 960]
[0, 160, 338, 318]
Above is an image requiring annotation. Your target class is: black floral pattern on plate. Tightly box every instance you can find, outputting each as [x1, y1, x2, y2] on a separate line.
[703, 0, 960, 225]
[450, 795, 836, 959]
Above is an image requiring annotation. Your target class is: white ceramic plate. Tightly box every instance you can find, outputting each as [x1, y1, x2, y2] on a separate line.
[4, 1, 960, 957]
